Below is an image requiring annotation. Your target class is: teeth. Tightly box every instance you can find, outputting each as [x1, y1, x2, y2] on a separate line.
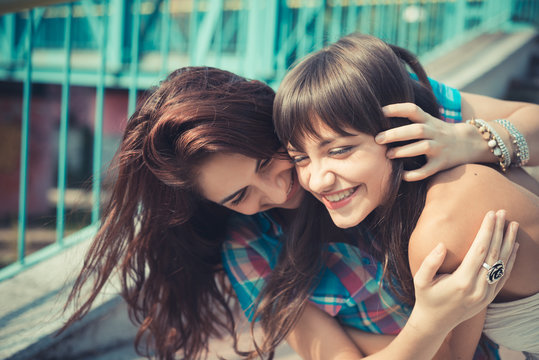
[324, 188, 355, 202]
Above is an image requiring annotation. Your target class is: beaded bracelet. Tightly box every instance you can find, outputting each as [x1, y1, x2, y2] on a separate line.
[466, 118, 511, 172]
[494, 119, 530, 167]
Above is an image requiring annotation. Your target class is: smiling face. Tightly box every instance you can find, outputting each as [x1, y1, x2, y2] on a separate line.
[197, 152, 304, 215]
[288, 119, 393, 228]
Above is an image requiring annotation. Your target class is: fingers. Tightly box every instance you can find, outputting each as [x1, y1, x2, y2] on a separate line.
[376, 123, 430, 145]
[493, 236, 519, 293]
[386, 140, 435, 159]
[483, 210, 506, 268]
[457, 210, 497, 275]
[500, 221, 519, 264]
[491, 222, 519, 293]
[382, 103, 429, 123]
[402, 163, 441, 182]
[376, 103, 434, 145]
[414, 243, 447, 288]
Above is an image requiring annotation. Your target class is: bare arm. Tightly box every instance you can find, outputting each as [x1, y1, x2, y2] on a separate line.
[286, 211, 518, 359]
[461, 93, 539, 166]
[408, 164, 538, 359]
[375, 94, 539, 181]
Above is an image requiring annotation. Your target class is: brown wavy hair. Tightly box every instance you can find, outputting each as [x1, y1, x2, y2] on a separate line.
[256, 33, 441, 354]
[61, 67, 281, 359]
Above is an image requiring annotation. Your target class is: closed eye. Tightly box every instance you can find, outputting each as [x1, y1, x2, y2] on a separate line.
[230, 189, 247, 205]
[257, 158, 272, 171]
[329, 146, 353, 156]
[291, 155, 308, 165]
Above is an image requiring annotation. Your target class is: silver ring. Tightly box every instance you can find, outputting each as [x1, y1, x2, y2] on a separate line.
[482, 260, 505, 284]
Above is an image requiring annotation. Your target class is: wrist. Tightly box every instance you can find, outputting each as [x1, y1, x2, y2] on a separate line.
[460, 120, 512, 166]
[455, 122, 491, 164]
[406, 304, 453, 338]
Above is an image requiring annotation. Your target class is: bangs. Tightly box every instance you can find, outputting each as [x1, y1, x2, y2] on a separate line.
[274, 50, 385, 151]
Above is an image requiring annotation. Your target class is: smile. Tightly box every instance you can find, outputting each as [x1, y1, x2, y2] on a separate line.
[321, 186, 359, 210]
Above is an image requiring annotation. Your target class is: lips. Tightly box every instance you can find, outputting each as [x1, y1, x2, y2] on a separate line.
[320, 186, 359, 210]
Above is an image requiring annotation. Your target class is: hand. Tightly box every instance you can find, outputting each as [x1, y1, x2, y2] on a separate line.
[376, 103, 478, 182]
[410, 210, 518, 334]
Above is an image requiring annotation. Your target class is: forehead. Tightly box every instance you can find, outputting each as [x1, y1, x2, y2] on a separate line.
[197, 152, 256, 202]
[289, 115, 358, 150]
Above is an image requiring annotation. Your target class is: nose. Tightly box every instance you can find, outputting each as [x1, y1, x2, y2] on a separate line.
[306, 161, 335, 194]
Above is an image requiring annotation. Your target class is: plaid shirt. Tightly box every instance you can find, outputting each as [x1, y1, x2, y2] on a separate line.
[221, 80, 499, 358]
[223, 212, 410, 333]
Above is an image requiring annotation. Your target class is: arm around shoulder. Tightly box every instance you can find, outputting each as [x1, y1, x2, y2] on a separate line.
[461, 92, 539, 167]
[410, 163, 538, 274]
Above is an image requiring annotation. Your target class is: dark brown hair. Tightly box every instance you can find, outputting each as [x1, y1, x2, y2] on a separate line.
[256, 33, 441, 354]
[61, 67, 280, 359]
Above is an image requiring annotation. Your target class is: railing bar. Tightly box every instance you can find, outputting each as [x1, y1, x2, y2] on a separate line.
[159, 0, 171, 78]
[296, 1, 308, 59]
[56, 2, 73, 245]
[214, 0, 223, 68]
[1, 14, 15, 63]
[237, 0, 248, 67]
[359, 2, 371, 37]
[91, 1, 109, 224]
[128, 0, 141, 118]
[79, 0, 103, 46]
[314, 0, 324, 49]
[188, 0, 199, 64]
[0, 223, 99, 282]
[17, 9, 34, 266]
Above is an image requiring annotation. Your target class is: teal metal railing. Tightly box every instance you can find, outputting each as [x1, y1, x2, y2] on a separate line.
[0, 0, 537, 281]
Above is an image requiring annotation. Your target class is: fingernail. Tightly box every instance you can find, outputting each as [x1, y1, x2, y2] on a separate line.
[496, 209, 506, 218]
[511, 222, 519, 232]
[375, 133, 385, 143]
[434, 243, 444, 255]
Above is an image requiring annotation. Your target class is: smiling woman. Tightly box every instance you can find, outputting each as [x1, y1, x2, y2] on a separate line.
[58, 61, 535, 360]
[271, 32, 539, 359]
[198, 152, 303, 215]
[287, 121, 392, 228]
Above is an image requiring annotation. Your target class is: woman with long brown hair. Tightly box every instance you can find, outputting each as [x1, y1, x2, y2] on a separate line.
[271, 33, 539, 359]
[61, 64, 535, 359]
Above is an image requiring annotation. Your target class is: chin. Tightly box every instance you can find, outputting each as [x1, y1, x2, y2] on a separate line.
[330, 214, 362, 229]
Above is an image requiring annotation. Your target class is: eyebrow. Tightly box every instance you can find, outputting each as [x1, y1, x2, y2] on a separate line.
[218, 159, 261, 205]
[288, 138, 336, 153]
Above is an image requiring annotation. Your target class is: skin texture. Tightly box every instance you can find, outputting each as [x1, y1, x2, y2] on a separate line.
[287, 211, 519, 359]
[377, 93, 539, 181]
[193, 93, 538, 358]
[198, 152, 303, 214]
[288, 119, 392, 229]
[409, 164, 539, 359]
[290, 122, 538, 359]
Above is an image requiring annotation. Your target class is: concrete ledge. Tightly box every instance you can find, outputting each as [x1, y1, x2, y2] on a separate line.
[425, 28, 538, 98]
[0, 236, 138, 360]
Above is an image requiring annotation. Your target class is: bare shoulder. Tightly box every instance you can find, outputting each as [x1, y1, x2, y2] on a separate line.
[409, 164, 538, 275]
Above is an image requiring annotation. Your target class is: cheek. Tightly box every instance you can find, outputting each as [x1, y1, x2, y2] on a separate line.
[296, 166, 311, 190]
[377, 159, 394, 199]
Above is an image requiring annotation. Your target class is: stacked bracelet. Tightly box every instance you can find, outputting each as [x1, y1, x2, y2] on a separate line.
[466, 118, 511, 172]
[494, 119, 530, 167]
